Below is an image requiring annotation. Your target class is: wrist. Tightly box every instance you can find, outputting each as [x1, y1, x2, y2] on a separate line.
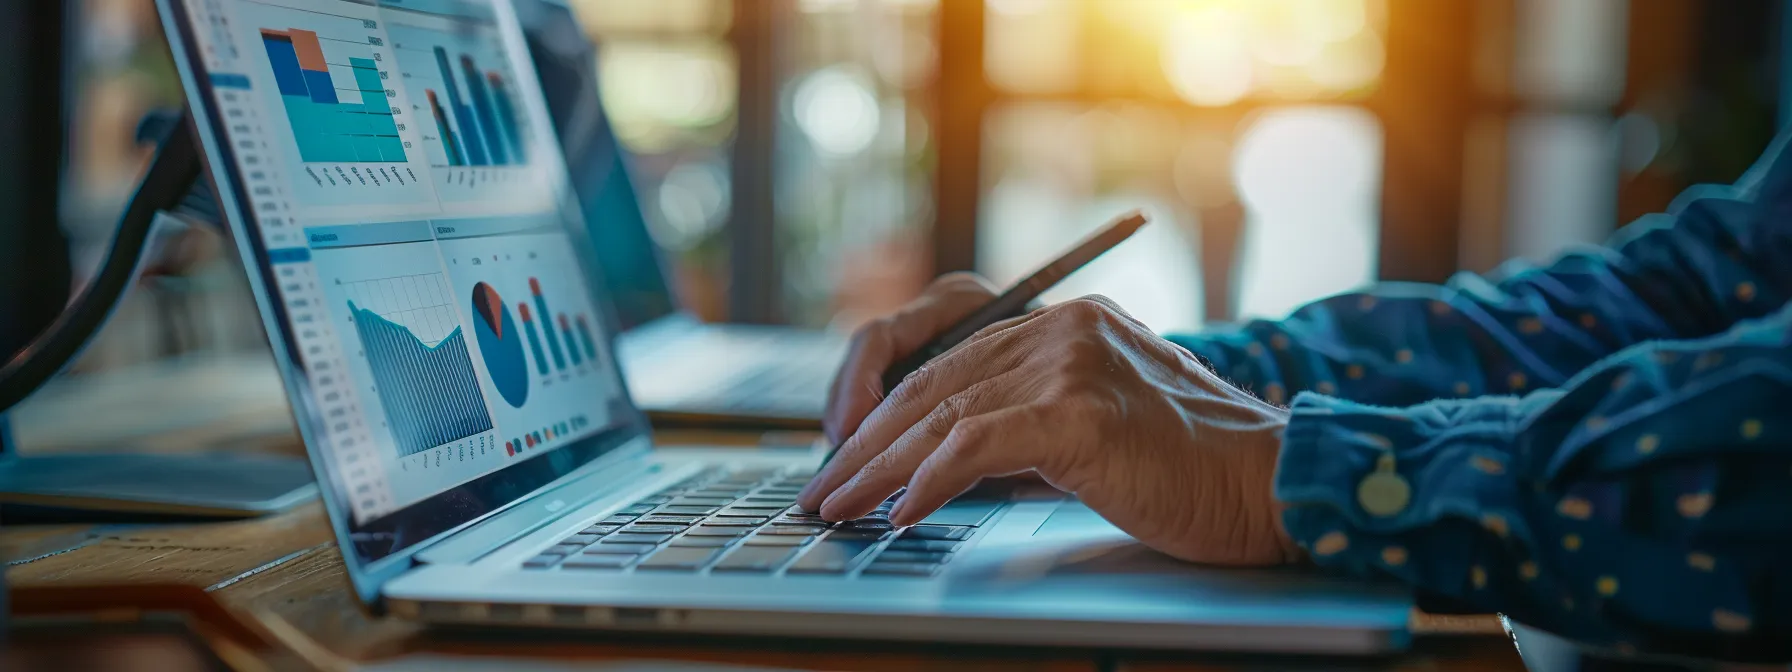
[1265, 423, 1305, 564]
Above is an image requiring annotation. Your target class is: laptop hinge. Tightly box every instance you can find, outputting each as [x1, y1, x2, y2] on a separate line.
[411, 457, 670, 566]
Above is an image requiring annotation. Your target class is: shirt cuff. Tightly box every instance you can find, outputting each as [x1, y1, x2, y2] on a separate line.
[1273, 392, 1529, 593]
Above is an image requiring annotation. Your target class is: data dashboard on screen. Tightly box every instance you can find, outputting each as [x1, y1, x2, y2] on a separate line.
[180, 0, 625, 524]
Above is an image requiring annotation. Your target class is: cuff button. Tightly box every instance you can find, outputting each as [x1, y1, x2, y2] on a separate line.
[1357, 453, 1411, 517]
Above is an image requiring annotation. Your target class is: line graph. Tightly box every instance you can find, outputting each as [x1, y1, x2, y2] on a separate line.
[338, 271, 492, 457]
[339, 272, 460, 346]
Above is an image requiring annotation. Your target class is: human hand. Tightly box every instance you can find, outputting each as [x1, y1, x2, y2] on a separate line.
[821, 272, 1000, 447]
[798, 295, 1301, 566]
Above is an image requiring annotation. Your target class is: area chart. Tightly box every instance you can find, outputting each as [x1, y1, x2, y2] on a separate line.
[349, 301, 492, 457]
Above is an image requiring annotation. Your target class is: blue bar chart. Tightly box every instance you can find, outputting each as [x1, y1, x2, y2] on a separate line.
[388, 21, 531, 169]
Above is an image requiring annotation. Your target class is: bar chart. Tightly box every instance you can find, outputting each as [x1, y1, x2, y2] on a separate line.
[228, 0, 435, 210]
[260, 27, 405, 163]
[438, 229, 620, 455]
[389, 22, 532, 169]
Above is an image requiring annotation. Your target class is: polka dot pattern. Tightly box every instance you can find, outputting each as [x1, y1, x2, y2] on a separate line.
[1160, 199, 1792, 653]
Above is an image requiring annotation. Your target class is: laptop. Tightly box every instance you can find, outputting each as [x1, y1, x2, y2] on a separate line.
[520, 2, 845, 428]
[156, 0, 1411, 652]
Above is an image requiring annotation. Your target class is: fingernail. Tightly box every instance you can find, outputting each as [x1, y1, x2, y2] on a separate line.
[888, 499, 910, 526]
[819, 490, 847, 520]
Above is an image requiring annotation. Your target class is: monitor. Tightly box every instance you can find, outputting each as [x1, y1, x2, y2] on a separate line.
[517, 0, 678, 332]
[156, 0, 650, 601]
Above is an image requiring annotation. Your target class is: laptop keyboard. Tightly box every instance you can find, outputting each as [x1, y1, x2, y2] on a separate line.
[706, 362, 831, 414]
[522, 466, 994, 577]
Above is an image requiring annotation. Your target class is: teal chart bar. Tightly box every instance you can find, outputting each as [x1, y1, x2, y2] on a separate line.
[261, 27, 406, 163]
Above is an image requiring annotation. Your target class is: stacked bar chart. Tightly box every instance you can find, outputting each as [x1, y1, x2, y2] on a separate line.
[574, 316, 599, 362]
[349, 301, 493, 457]
[529, 278, 568, 370]
[260, 28, 406, 163]
[517, 303, 550, 376]
[419, 46, 528, 167]
[558, 315, 583, 366]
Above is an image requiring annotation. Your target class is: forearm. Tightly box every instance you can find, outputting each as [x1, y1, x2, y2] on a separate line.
[1271, 305, 1792, 656]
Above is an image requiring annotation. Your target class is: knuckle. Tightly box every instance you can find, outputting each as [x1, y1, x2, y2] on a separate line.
[945, 414, 997, 450]
[920, 400, 962, 440]
[854, 317, 895, 346]
[935, 271, 987, 290]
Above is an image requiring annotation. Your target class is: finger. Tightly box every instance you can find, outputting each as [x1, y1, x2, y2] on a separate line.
[802, 325, 1024, 511]
[818, 372, 1025, 521]
[821, 278, 998, 445]
[947, 303, 1047, 356]
[821, 319, 895, 446]
[888, 404, 1050, 527]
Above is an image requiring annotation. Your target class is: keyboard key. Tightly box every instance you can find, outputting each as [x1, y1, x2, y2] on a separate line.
[593, 543, 657, 555]
[861, 562, 939, 577]
[825, 530, 890, 542]
[886, 539, 960, 552]
[670, 535, 735, 548]
[550, 543, 588, 554]
[877, 550, 953, 564]
[838, 520, 892, 531]
[659, 505, 721, 515]
[712, 545, 800, 572]
[637, 496, 672, 505]
[672, 497, 735, 507]
[523, 554, 562, 569]
[623, 524, 687, 535]
[918, 500, 1004, 527]
[742, 496, 795, 504]
[686, 526, 750, 537]
[620, 504, 659, 515]
[638, 515, 702, 525]
[723, 508, 787, 517]
[581, 524, 622, 535]
[780, 512, 826, 521]
[636, 546, 722, 571]
[563, 554, 635, 569]
[787, 539, 880, 573]
[602, 514, 641, 525]
[606, 532, 673, 545]
[900, 526, 971, 541]
[563, 534, 602, 545]
[700, 518, 766, 527]
[760, 525, 826, 536]
[744, 534, 814, 547]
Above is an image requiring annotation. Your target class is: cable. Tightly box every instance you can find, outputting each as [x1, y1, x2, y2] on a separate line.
[0, 111, 202, 413]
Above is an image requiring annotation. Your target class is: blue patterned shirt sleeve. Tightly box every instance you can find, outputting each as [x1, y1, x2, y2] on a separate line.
[1165, 132, 1792, 656]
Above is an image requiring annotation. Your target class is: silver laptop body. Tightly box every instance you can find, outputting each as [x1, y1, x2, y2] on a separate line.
[159, 0, 1411, 654]
[618, 314, 846, 424]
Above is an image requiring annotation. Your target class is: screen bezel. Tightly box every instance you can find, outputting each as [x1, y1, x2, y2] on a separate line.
[154, 0, 657, 608]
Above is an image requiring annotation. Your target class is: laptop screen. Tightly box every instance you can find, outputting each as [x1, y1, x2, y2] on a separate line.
[522, 13, 680, 333]
[159, 0, 648, 580]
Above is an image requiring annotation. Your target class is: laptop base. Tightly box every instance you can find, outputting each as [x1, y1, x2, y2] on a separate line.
[0, 453, 317, 520]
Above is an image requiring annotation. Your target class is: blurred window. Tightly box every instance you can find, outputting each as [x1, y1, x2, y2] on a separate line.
[977, 0, 1388, 328]
[569, 0, 738, 319]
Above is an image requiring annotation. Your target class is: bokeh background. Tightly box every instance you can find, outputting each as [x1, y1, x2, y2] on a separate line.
[53, 0, 1786, 373]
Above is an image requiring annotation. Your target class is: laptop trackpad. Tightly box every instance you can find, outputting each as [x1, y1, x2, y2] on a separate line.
[1027, 500, 1189, 575]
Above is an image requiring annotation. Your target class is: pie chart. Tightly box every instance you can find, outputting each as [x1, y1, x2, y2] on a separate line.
[471, 282, 529, 408]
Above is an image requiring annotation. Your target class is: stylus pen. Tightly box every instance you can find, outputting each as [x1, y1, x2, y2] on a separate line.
[819, 210, 1149, 467]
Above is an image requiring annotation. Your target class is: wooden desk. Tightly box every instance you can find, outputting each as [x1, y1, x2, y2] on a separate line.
[5, 502, 1524, 671]
[4, 380, 1523, 670]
